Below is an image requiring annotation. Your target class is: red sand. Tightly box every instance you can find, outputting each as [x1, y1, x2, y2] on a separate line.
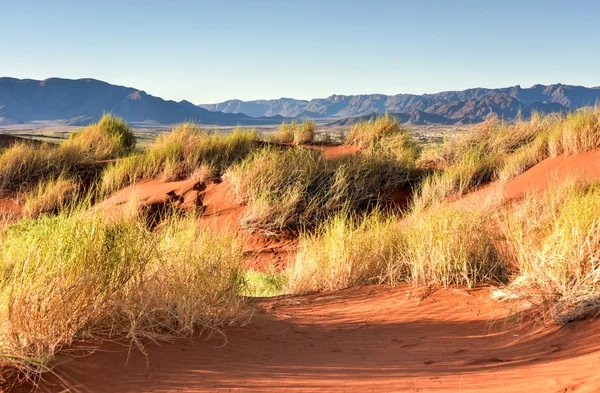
[465, 149, 600, 205]
[25, 285, 600, 392]
[307, 144, 361, 160]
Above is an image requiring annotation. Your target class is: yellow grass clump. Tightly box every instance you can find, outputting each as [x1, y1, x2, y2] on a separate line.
[0, 211, 245, 385]
[22, 177, 79, 218]
[101, 124, 258, 193]
[502, 177, 600, 323]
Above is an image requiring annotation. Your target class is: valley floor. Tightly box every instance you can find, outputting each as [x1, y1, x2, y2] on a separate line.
[24, 285, 600, 393]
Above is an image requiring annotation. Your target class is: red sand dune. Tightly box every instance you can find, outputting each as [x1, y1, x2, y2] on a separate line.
[9, 148, 600, 392]
[465, 148, 600, 205]
[26, 285, 600, 392]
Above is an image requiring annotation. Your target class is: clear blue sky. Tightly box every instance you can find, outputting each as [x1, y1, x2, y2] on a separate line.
[1, 0, 599, 103]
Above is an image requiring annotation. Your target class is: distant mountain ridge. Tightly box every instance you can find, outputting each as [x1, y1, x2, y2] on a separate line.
[0, 77, 284, 126]
[2, 78, 598, 127]
[202, 84, 600, 125]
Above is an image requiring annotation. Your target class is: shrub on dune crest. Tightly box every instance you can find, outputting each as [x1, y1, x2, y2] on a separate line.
[62, 113, 136, 160]
[273, 120, 317, 145]
[101, 124, 258, 193]
[0, 114, 133, 193]
[226, 145, 418, 234]
[346, 112, 409, 148]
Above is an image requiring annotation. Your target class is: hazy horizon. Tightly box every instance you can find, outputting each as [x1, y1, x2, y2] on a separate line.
[3, 0, 600, 103]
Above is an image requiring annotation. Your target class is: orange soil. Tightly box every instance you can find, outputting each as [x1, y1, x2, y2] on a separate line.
[465, 148, 600, 205]
[0, 197, 21, 225]
[306, 144, 361, 160]
[25, 285, 600, 392]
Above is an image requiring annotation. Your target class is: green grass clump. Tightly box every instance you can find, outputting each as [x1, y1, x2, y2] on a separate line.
[241, 268, 286, 297]
[502, 178, 600, 323]
[0, 212, 245, 384]
[101, 124, 258, 193]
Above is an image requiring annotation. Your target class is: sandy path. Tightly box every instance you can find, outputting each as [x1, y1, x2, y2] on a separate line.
[29, 285, 600, 393]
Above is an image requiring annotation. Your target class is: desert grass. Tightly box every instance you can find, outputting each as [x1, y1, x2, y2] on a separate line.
[294, 121, 316, 145]
[62, 113, 136, 160]
[501, 177, 600, 323]
[286, 201, 505, 293]
[226, 145, 418, 235]
[22, 177, 79, 218]
[101, 124, 258, 193]
[286, 210, 405, 293]
[346, 112, 411, 148]
[0, 210, 245, 386]
[241, 268, 286, 297]
[0, 114, 134, 192]
[402, 202, 505, 287]
[272, 120, 317, 145]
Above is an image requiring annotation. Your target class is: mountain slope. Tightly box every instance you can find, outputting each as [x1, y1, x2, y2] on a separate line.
[0, 78, 281, 126]
[201, 83, 600, 124]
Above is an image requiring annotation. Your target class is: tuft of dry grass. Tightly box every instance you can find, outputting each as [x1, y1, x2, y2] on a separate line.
[346, 112, 410, 148]
[101, 124, 258, 193]
[294, 121, 316, 145]
[22, 177, 79, 218]
[272, 120, 317, 145]
[62, 113, 136, 161]
[226, 146, 418, 235]
[0, 114, 134, 193]
[501, 177, 600, 323]
[286, 210, 405, 293]
[0, 210, 245, 385]
[285, 200, 506, 293]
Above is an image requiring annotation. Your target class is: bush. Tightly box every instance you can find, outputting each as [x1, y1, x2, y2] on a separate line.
[273, 120, 317, 145]
[548, 108, 600, 157]
[402, 202, 505, 287]
[285, 201, 505, 293]
[0, 114, 134, 193]
[294, 121, 316, 145]
[346, 113, 409, 148]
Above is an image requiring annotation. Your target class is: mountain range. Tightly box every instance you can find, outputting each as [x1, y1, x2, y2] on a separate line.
[1, 78, 599, 127]
[0, 77, 285, 126]
[202, 84, 600, 125]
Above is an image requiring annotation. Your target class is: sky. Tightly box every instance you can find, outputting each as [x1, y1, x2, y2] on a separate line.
[1, 0, 599, 103]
